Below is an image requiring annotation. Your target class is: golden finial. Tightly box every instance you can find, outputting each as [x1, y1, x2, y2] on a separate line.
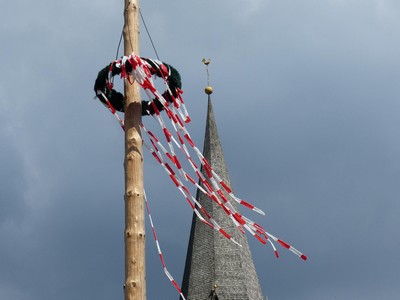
[205, 86, 213, 95]
[202, 58, 213, 95]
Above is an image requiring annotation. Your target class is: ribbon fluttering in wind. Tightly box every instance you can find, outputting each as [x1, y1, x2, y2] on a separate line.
[94, 52, 307, 296]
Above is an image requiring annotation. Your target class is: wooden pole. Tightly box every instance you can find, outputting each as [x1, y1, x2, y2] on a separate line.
[123, 1, 145, 300]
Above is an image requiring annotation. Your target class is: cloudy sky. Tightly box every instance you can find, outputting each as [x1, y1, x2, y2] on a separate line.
[1, 0, 400, 299]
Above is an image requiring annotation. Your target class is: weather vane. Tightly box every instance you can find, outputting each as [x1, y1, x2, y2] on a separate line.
[202, 58, 213, 95]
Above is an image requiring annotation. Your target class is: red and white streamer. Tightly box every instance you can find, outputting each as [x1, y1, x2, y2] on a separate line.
[144, 191, 187, 299]
[98, 91, 125, 131]
[97, 52, 308, 296]
[142, 138, 242, 247]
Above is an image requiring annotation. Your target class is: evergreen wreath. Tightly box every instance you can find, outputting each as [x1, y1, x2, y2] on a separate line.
[94, 57, 182, 116]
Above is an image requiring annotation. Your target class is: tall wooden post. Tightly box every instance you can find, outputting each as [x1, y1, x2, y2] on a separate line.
[123, 1, 145, 300]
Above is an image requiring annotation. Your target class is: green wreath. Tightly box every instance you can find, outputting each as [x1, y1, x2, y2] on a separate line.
[94, 57, 182, 115]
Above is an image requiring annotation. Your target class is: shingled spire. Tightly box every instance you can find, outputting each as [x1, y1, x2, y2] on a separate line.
[180, 92, 264, 300]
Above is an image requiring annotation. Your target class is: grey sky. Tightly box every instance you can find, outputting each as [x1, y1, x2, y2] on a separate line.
[1, 1, 400, 299]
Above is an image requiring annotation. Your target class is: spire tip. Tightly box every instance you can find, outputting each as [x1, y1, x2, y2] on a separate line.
[202, 58, 213, 95]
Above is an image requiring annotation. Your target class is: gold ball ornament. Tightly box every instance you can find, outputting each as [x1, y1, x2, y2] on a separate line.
[205, 86, 213, 95]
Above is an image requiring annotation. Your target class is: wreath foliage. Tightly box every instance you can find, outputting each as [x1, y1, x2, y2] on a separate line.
[94, 57, 182, 116]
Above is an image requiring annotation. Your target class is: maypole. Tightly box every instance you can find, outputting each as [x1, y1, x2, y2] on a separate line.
[123, 1, 145, 300]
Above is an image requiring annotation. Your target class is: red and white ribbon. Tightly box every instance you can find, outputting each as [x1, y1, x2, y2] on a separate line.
[144, 191, 187, 299]
[96, 52, 307, 268]
[142, 139, 241, 247]
[97, 91, 125, 131]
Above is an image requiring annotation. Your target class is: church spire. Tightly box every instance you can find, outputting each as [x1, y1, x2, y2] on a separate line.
[180, 60, 264, 300]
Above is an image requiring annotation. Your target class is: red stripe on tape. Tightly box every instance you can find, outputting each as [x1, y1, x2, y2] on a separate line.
[147, 130, 159, 142]
[204, 182, 213, 193]
[167, 109, 178, 124]
[255, 234, 267, 245]
[152, 152, 162, 164]
[121, 64, 127, 79]
[184, 134, 194, 147]
[142, 78, 156, 93]
[200, 207, 211, 219]
[189, 157, 198, 169]
[165, 163, 175, 175]
[253, 223, 265, 233]
[185, 197, 195, 209]
[202, 219, 214, 229]
[171, 280, 182, 293]
[150, 101, 160, 116]
[196, 171, 206, 183]
[217, 190, 228, 202]
[220, 204, 231, 215]
[173, 96, 179, 108]
[221, 181, 232, 194]
[278, 239, 290, 249]
[151, 227, 158, 240]
[166, 152, 174, 162]
[160, 254, 166, 268]
[150, 139, 159, 152]
[240, 200, 255, 210]
[163, 127, 171, 142]
[219, 229, 231, 240]
[128, 56, 138, 69]
[182, 186, 190, 196]
[210, 195, 220, 205]
[239, 226, 245, 236]
[233, 213, 246, 225]
[204, 164, 213, 178]
[177, 133, 184, 145]
[174, 155, 182, 169]
[202, 158, 211, 170]
[175, 114, 184, 127]
[170, 174, 180, 187]
[105, 101, 116, 114]
[186, 174, 196, 184]
[177, 90, 184, 103]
